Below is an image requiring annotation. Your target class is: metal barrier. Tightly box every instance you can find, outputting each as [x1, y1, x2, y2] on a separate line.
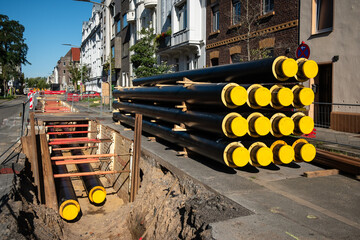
[312, 102, 360, 128]
[66, 92, 113, 114]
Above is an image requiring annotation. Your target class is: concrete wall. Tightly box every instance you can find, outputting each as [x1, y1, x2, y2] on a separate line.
[300, 0, 360, 109]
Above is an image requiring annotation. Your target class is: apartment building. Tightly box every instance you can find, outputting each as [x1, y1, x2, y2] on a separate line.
[56, 48, 80, 90]
[300, 0, 360, 133]
[81, 4, 103, 93]
[206, 0, 298, 66]
[157, 0, 207, 71]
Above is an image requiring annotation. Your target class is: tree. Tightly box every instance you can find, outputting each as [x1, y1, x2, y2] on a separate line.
[226, 0, 271, 62]
[25, 77, 49, 89]
[130, 27, 171, 78]
[67, 64, 90, 90]
[0, 14, 29, 96]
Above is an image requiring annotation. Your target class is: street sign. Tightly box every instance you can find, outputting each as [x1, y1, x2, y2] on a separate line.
[296, 41, 310, 59]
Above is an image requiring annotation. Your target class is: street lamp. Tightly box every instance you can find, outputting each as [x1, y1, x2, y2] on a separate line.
[74, 0, 113, 111]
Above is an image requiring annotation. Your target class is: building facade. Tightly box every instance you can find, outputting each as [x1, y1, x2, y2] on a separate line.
[205, 0, 298, 66]
[81, 4, 103, 93]
[300, 0, 360, 133]
[157, 0, 207, 72]
[55, 48, 80, 90]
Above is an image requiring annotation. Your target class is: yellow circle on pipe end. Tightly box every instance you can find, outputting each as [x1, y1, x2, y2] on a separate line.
[230, 86, 248, 106]
[298, 116, 314, 134]
[230, 116, 248, 137]
[300, 143, 316, 162]
[256, 147, 273, 166]
[278, 145, 295, 164]
[91, 188, 106, 204]
[298, 88, 315, 106]
[254, 87, 271, 107]
[302, 60, 319, 79]
[61, 202, 79, 221]
[277, 87, 294, 107]
[231, 147, 250, 167]
[281, 58, 298, 78]
[278, 117, 295, 136]
[254, 116, 270, 136]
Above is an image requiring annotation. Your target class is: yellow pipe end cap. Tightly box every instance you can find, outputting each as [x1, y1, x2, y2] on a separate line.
[230, 86, 248, 106]
[278, 117, 295, 136]
[299, 88, 315, 106]
[300, 143, 316, 162]
[254, 87, 271, 107]
[278, 145, 295, 164]
[230, 117, 248, 137]
[254, 116, 270, 136]
[277, 87, 294, 107]
[91, 189, 107, 204]
[302, 60, 319, 79]
[232, 147, 250, 167]
[281, 58, 298, 78]
[298, 116, 314, 134]
[62, 203, 79, 221]
[256, 147, 273, 166]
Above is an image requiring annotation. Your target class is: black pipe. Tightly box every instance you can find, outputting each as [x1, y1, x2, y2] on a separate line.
[113, 113, 250, 168]
[53, 163, 81, 221]
[113, 83, 248, 109]
[132, 56, 298, 86]
[71, 149, 107, 205]
[113, 100, 248, 138]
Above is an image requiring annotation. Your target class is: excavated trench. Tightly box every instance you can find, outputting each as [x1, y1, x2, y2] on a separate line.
[1, 120, 253, 240]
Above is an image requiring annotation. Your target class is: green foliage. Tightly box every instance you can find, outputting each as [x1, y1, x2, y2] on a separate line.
[67, 64, 90, 90]
[103, 56, 115, 76]
[130, 27, 171, 78]
[0, 14, 29, 96]
[25, 77, 49, 89]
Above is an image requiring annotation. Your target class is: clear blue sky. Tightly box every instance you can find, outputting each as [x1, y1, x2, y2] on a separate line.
[0, 0, 94, 78]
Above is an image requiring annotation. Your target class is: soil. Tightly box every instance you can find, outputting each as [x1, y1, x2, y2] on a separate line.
[0, 157, 252, 240]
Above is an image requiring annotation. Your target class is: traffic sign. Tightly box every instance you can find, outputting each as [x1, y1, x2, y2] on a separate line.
[296, 42, 310, 59]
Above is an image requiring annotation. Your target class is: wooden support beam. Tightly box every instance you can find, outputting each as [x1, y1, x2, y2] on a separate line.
[21, 136, 32, 160]
[39, 134, 58, 211]
[53, 170, 129, 178]
[29, 112, 41, 191]
[46, 131, 96, 135]
[51, 153, 115, 160]
[130, 114, 142, 202]
[51, 146, 98, 151]
[49, 137, 89, 141]
[46, 124, 89, 128]
[304, 169, 339, 178]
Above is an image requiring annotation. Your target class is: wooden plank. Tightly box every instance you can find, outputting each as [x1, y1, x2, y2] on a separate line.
[53, 170, 130, 178]
[40, 134, 58, 211]
[304, 169, 339, 178]
[130, 114, 142, 202]
[29, 112, 41, 191]
[21, 136, 32, 160]
[46, 124, 89, 128]
[51, 146, 98, 151]
[52, 159, 111, 165]
[51, 153, 115, 160]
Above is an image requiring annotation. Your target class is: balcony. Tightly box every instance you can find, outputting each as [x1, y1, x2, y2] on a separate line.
[127, 10, 135, 23]
[172, 29, 189, 46]
[157, 36, 171, 49]
[144, 0, 157, 8]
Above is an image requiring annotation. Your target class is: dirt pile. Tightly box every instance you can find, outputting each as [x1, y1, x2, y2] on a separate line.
[1, 157, 251, 240]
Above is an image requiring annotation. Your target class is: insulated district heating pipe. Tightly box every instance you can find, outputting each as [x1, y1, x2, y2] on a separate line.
[132, 56, 318, 86]
[113, 100, 249, 138]
[113, 112, 251, 168]
[71, 149, 107, 205]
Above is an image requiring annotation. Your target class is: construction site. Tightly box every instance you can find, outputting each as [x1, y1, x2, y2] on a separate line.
[1, 57, 360, 240]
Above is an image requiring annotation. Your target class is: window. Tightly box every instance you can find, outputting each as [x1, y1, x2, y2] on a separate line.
[123, 14, 128, 29]
[112, 46, 115, 58]
[63, 70, 66, 74]
[263, 0, 274, 14]
[211, 58, 219, 66]
[186, 56, 191, 70]
[212, 5, 219, 32]
[63, 62, 66, 66]
[315, 0, 333, 33]
[117, 19, 121, 33]
[232, 0, 241, 25]
[231, 53, 241, 63]
[178, 3, 187, 31]
[174, 58, 179, 72]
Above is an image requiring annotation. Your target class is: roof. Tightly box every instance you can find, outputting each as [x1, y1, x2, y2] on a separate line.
[71, 48, 80, 62]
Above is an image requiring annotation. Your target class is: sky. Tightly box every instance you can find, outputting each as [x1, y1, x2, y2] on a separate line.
[0, 0, 95, 78]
